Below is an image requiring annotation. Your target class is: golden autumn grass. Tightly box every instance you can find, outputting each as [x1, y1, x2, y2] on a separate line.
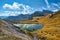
[31, 10, 60, 40]
[0, 10, 60, 40]
[20, 10, 60, 40]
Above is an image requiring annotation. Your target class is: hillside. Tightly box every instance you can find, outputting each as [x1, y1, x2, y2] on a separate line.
[0, 19, 32, 40]
[17, 10, 60, 40]
[4, 14, 29, 21]
[2, 10, 53, 21]
[31, 10, 60, 40]
[0, 19, 23, 40]
[0, 10, 60, 40]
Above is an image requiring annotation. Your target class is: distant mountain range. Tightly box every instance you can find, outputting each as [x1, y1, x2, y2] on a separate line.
[4, 14, 30, 21]
[0, 10, 53, 21]
[29, 10, 53, 20]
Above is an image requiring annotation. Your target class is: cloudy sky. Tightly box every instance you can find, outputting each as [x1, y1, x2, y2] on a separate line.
[0, 0, 60, 16]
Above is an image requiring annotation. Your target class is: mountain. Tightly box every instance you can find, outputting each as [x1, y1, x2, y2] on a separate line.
[0, 10, 60, 40]
[29, 10, 53, 20]
[32, 10, 60, 40]
[42, 10, 53, 14]
[0, 19, 32, 40]
[16, 10, 60, 40]
[2, 10, 53, 21]
[4, 14, 30, 21]
[0, 19, 22, 40]
[0, 16, 8, 19]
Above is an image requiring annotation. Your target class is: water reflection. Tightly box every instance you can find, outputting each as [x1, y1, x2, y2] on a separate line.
[13, 24, 43, 31]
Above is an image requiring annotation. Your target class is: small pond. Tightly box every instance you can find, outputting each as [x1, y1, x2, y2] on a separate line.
[13, 24, 43, 31]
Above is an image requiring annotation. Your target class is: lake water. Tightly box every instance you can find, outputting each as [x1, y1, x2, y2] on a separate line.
[13, 24, 43, 31]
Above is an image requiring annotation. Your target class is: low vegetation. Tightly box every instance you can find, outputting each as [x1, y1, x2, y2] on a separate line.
[32, 10, 60, 40]
[0, 10, 60, 40]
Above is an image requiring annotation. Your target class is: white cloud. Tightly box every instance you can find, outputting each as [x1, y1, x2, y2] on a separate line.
[3, 2, 28, 10]
[52, 3, 60, 9]
[45, 0, 50, 8]
[0, 11, 28, 16]
[3, 2, 34, 11]
[42, 7, 47, 10]
[53, 9, 59, 12]
[0, 10, 35, 16]
[2, 2, 36, 16]
[0, 11, 23, 16]
[0, 8, 35, 16]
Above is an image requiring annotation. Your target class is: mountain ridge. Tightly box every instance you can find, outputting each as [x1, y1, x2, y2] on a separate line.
[2, 10, 53, 21]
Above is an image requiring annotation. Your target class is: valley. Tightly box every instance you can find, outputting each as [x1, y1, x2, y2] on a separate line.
[0, 10, 60, 40]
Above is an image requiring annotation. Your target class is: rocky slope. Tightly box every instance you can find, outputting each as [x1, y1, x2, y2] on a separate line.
[0, 10, 60, 40]
[0, 19, 33, 40]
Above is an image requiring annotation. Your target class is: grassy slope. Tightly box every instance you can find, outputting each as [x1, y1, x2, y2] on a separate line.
[32, 10, 60, 40]
[0, 10, 60, 40]
[16, 10, 60, 40]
